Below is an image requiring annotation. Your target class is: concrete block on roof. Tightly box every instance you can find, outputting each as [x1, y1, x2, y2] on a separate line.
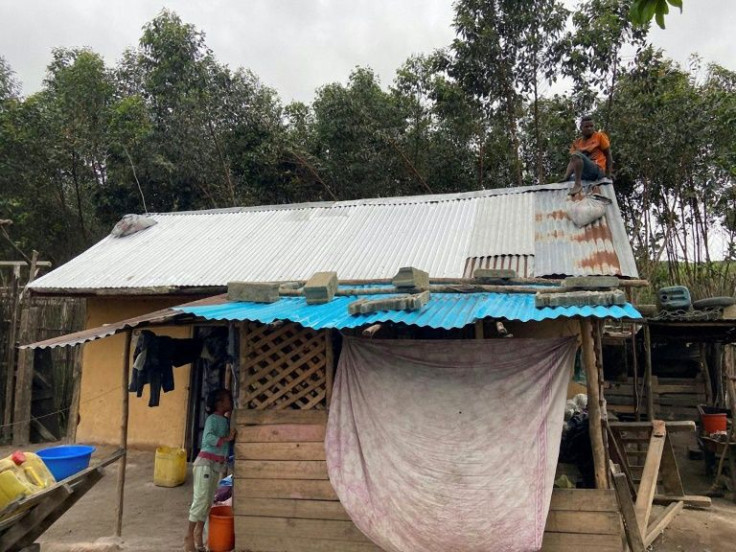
[562, 276, 620, 290]
[392, 267, 430, 291]
[349, 291, 430, 315]
[473, 268, 517, 281]
[304, 272, 338, 305]
[535, 289, 626, 308]
[227, 282, 280, 303]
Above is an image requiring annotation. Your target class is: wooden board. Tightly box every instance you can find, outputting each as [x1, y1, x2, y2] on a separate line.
[235, 479, 338, 501]
[541, 532, 623, 552]
[236, 442, 326, 461]
[239, 409, 328, 426]
[239, 461, 329, 480]
[545, 511, 620, 535]
[235, 535, 383, 552]
[237, 498, 351, 521]
[238, 424, 326, 443]
[548, 489, 619, 512]
[236, 516, 372, 542]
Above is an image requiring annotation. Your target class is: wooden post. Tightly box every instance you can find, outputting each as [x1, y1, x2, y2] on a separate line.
[13, 251, 39, 445]
[2, 266, 20, 442]
[626, 288, 641, 421]
[325, 329, 334, 408]
[474, 320, 484, 339]
[643, 324, 655, 420]
[66, 345, 83, 443]
[700, 344, 713, 406]
[114, 330, 132, 537]
[581, 318, 608, 489]
[611, 463, 645, 552]
[594, 320, 611, 473]
[635, 420, 666, 534]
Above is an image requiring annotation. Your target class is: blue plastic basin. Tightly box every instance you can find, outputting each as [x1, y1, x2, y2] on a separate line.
[37, 445, 96, 481]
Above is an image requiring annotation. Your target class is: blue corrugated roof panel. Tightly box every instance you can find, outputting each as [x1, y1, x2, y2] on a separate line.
[173, 292, 641, 330]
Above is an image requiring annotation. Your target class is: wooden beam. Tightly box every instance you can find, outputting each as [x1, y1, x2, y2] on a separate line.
[644, 500, 684, 548]
[653, 494, 711, 508]
[594, 320, 611, 473]
[607, 426, 636, 497]
[610, 464, 645, 552]
[700, 343, 713, 405]
[12, 251, 38, 445]
[644, 325, 655, 420]
[634, 420, 666, 533]
[0, 485, 73, 550]
[659, 433, 685, 496]
[114, 330, 132, 537]
[2, 269, 19, 442]
[581, 319, 608, 489]
[0, 261, 52, 268]
[325, 329, 334, 408]
[609, 421, 695, 432]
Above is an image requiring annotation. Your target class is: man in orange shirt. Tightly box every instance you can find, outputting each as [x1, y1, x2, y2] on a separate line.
[563, 115, 613, 196]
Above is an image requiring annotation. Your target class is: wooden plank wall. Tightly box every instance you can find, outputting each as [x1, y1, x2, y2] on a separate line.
[234, 409, 623, 552]
[234, 409, 383, 552]
[606, 375, 706, 420]
[541, 489, 623, 552]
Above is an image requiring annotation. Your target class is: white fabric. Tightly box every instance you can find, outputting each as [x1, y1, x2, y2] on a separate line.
[326, 336, 576, 552]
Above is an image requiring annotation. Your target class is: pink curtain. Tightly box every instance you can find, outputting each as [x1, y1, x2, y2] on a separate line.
[326, 336, 576, 552]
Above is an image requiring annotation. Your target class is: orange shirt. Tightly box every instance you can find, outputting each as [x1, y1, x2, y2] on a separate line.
[570, 131, 610, 172]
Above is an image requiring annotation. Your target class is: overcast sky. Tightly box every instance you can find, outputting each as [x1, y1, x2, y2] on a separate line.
[1, 0, 735, 104]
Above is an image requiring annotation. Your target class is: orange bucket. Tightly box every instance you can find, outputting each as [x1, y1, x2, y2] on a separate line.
[701, 413, 727, 434]
[208, 505, 234, 552]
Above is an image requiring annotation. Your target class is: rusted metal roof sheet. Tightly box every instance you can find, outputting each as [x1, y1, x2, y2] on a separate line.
[534, 184, 637, 277]
[30, 183, 638, 294]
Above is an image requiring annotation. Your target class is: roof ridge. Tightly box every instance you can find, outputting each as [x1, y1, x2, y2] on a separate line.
[150, 182, 598, 217]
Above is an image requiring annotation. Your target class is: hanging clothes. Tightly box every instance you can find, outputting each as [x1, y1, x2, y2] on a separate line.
[129, 330, 202, 407]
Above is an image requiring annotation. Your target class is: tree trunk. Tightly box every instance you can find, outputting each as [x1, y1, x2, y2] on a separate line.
[70, 149, 88, 241]
[533, 76, 544, 184]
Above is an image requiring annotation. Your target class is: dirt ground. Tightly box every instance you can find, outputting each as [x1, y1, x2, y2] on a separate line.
[3, 433, 736, 552]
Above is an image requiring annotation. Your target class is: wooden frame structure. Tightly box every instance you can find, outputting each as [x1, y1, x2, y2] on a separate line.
[230, 318, 651, 552]
[0, 450, 123, 552]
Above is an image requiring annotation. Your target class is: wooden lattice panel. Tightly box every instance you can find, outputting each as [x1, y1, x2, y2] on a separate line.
[240, 322, 328, 410]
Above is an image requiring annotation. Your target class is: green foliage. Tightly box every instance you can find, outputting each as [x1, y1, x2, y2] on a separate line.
[631, 0, 683, 29]
[1, 4, 733, 301]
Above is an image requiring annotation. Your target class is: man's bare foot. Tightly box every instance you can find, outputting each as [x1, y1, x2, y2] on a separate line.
[568, 183, 582, 196]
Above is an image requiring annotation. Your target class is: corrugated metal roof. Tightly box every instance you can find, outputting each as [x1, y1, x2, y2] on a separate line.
[172, 292, 642, 330]
[534, 185, 636, 276]
[21, 295, 225, 349]
[31, 183, 638, 292]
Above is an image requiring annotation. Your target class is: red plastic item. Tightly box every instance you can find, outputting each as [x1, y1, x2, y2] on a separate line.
[208, 505, 234, 552]
[701, 413, 727, 434]
[10, 451, 26, 465]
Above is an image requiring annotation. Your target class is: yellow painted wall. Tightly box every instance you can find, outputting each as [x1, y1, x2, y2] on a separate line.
[76, 296, 202, 449]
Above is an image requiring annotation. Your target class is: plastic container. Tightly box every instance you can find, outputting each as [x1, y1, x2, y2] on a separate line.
[658, 286, 691, 310]
[0, 470, 29, 510]
[208, 505, 235, 552]
[0, 451, 56, 510]
[701, 413, 727, 434]
[154, 446, 187, 487]
[37, 445, 95, 481]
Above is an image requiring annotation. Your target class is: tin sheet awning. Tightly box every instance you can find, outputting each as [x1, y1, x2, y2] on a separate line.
[173, 292, 642, 330]
[21, 296, 225, 350]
